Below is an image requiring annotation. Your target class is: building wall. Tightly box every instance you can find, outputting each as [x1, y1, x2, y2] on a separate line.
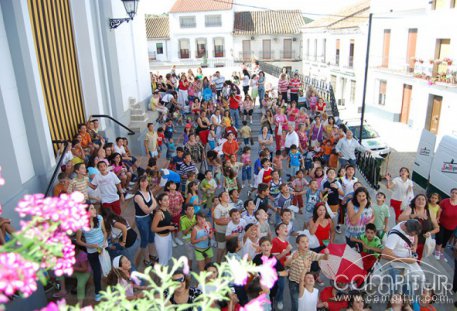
[168, 10, 234, 62]
[302, 27, 368, 119]
[233, 34, 302, 61]
[148, 39, 169, 62]
[367, 0, 457, 135]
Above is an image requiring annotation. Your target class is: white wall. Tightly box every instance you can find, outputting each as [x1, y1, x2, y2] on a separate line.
[233, 35, 302, 61]
[148, 39, 169, 62]
[168, 10, 234, 62]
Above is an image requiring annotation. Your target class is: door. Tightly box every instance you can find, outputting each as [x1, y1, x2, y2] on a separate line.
[406, 29, 417, 72]
[283, 39, 292, 59]
[242, 40, 251, 61]
[262, 40, 271, 59]
[400, 84, 412, 124]
[427, 95, 442, 134]
[382, 29, 391, 67]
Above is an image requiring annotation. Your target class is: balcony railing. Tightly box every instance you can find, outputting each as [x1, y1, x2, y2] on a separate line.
[214, 50, 225, 58]
[179, 50, 190, 59]
[334, 54, 340, 66]
[148, 51, 156, 61]
[348, 55, 354, 68]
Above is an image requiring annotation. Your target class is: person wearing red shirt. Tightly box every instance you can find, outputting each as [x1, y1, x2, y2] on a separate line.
[319, 285, 349, 311]
[271, 223, 292, 267]
[289, 73, 301, 103]
[177, 74, 189, 108]
[436, 188, 457, 259]
[222, 132, 239, 161]
[229, 93, 241, 128]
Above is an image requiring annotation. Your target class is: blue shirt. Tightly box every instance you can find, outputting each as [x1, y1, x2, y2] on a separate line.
[289, 151, 302, 167]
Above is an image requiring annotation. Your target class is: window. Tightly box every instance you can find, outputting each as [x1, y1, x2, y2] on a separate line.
[214, 37, 224, 57]
[335, 39, 340, 65]
[156, 43, 163, 55]
[378, 80, 387, 106]
[406, 29, 417, 72]
[349, 39, 354, 68]
[196, 38, 207, 58]
[180, 16, 196, 28]
[179, 39, 190, 59]
[205, 15, 222, 27]
[322, 39, 326, 63]
[313, 39, 317, 61]
[350, 80, 356, 104]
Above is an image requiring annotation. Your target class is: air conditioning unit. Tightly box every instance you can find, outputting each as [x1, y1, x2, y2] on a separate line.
[273, 37, 278, 42]
[293, 38, 297, 42]
[250, 36, 255, 40]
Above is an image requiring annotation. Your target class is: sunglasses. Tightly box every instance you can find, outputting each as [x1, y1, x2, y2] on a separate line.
[172, 276, 185, 283]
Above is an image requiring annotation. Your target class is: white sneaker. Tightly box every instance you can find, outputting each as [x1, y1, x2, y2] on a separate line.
[124, 193, 134, 200]
[172, 239, 177, 248]
[434, 251, 441, 260]
[277, 301, 284, 310]
[175, 237, 184, 246]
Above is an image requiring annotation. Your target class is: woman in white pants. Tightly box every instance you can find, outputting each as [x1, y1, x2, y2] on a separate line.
[177, 74, 189, 108]
[151, 193, 175, 266]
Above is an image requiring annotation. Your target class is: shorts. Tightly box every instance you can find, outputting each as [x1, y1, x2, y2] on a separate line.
[102, 200, 121, 215]
[243, 109, 253, 116]
[149, 150, 158, 158]
[194, 247, 214, 261]
[215, 232, 226, 249]
[242, 166, 252, 181]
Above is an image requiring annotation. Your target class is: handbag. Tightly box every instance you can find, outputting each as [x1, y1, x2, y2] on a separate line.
[99, 247, 112, 277]
[277, 122, 283, 135]
[422, 236, 436, 258]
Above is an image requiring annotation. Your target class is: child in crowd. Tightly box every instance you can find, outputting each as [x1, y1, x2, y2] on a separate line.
[253, 150, 268, 188]
[304, 180, 321, 226]
[165, 181, 185, 247]
[269, 170, 282, 202]
[208, 124, 217, 150]
[186, 181, 202, 214]
[241, 146, 252, 188]
[256, 158, 273, 187]
[241, 199, 257, 225]
[157, 128, 165, 158]
[372, 192, 390, 238]
[298, 272, 327, 311]
[255, 183, 272, 213]
[280, 209, 298, 242]
[89, 161, 124, 215]
[428, 192, 441, 220]
[68, 163, 90, 201]
[255, 209, 271, 239]
[291, 170, 308, 213]
[166, 138, 176, 161]
[272, 150, 284, 178]
[180, 204, 197, 269]
[229, 189, 244, 211]
[241, 223, 260, 260]
[271, 223, 292, 267]
[225, 209, 246, 243]
[350, 223, 383, 272]
[288, 144, 303, 178]
[54, 172, 70, 197]
[239, 121, 252, 146]
[275, 184, 293, 225]
[223, 167, 239, 193]
[200, 170, 217, 211]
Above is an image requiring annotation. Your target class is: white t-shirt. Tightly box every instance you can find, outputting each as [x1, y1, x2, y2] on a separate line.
[91, 172, 121, 203]
[226, 219, 247, 242]
[298, 288, 319, 311]
[214, 203, 231, 233]
[385, 222, 414, 267]
[241, 237, 259, 260]
[162, 93, 174, 103]
[391, 177, 414, 208]
[284, 131, 299, 149]
[340, 176, 358, 198]
[242, 75, 250, 87]
[114, 144, 126, 156]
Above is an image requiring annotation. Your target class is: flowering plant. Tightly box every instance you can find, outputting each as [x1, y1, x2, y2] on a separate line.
[0, 167, 89, 304]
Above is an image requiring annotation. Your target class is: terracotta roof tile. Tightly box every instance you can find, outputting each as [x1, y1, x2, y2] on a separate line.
[233, 10, 306, 36]
[145, 16, 169, 39]
[170, 0, 233, 13]
[303, 0, 370, 29]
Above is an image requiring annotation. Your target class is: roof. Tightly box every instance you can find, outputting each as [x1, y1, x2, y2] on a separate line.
[145, 16, 169, 39]
[233, 10, 306, 36]
[170, 0, 233, 13]
[303, 0, 370, 30]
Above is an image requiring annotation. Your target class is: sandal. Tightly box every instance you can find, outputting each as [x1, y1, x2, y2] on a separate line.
[143, 260, 153, 267]
[149, 255, 159, 263]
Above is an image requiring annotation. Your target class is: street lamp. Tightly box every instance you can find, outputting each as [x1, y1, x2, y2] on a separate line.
[109, 0, 139, 29]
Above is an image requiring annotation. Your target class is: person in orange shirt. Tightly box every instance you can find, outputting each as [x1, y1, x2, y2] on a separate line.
[78, 123, 93, 152]
[321, 140, 333, 166]
[222, 132, 239, 161]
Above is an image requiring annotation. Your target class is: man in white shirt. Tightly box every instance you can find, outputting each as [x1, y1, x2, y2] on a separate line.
[335, 130, 369, 167]
[284, 123, 299, 154]
[382, 219, 425, 296]
[212, 71, 225, 98]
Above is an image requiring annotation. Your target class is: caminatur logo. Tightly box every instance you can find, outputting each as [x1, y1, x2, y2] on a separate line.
[331, 254, 454, 305]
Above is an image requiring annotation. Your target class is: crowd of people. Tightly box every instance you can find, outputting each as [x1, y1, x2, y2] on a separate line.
[5, 63, 453, 310]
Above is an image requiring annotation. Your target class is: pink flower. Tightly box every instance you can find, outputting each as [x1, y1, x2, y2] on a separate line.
[240, 293, 269, 311]
[40, 300, 67, 311]
[16, 192, 89, 234]
[0, 253, 39, 302]
[181, 256, 190, 275]
[258, 256, 278, 289]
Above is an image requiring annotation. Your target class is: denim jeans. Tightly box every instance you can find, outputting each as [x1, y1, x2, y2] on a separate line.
[288, 279, 299, 311]
[230, 108, 240, 128]
[258, 87, 265, 105]
[339, 158, 356, 168]
[275, 276, 285, 305]
[87, 252, 102, 295]
[242, 166, 252, 181]
[387, 262, 425, 297]
[136, 215, 155, 248]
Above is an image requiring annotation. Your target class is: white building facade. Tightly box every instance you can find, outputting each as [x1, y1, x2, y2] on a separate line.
[301, 0, 370, 119]
[366, 0, 457, 136]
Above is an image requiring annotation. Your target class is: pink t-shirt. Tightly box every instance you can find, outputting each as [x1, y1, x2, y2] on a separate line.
[241, 153, 251, 166]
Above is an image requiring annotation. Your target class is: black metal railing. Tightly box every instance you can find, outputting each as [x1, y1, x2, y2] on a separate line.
[91, 114, 135, 135]
[356, 152, 383, 190]
[45, 140, 69, 197]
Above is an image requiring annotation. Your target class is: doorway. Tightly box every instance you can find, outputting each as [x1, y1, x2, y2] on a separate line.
[426, 95, 442, 134]
[400, 84, 412, 124]
[283, 39, 292, 59]
[262, 40, 271, 59]
[242, 40, 251, 61]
